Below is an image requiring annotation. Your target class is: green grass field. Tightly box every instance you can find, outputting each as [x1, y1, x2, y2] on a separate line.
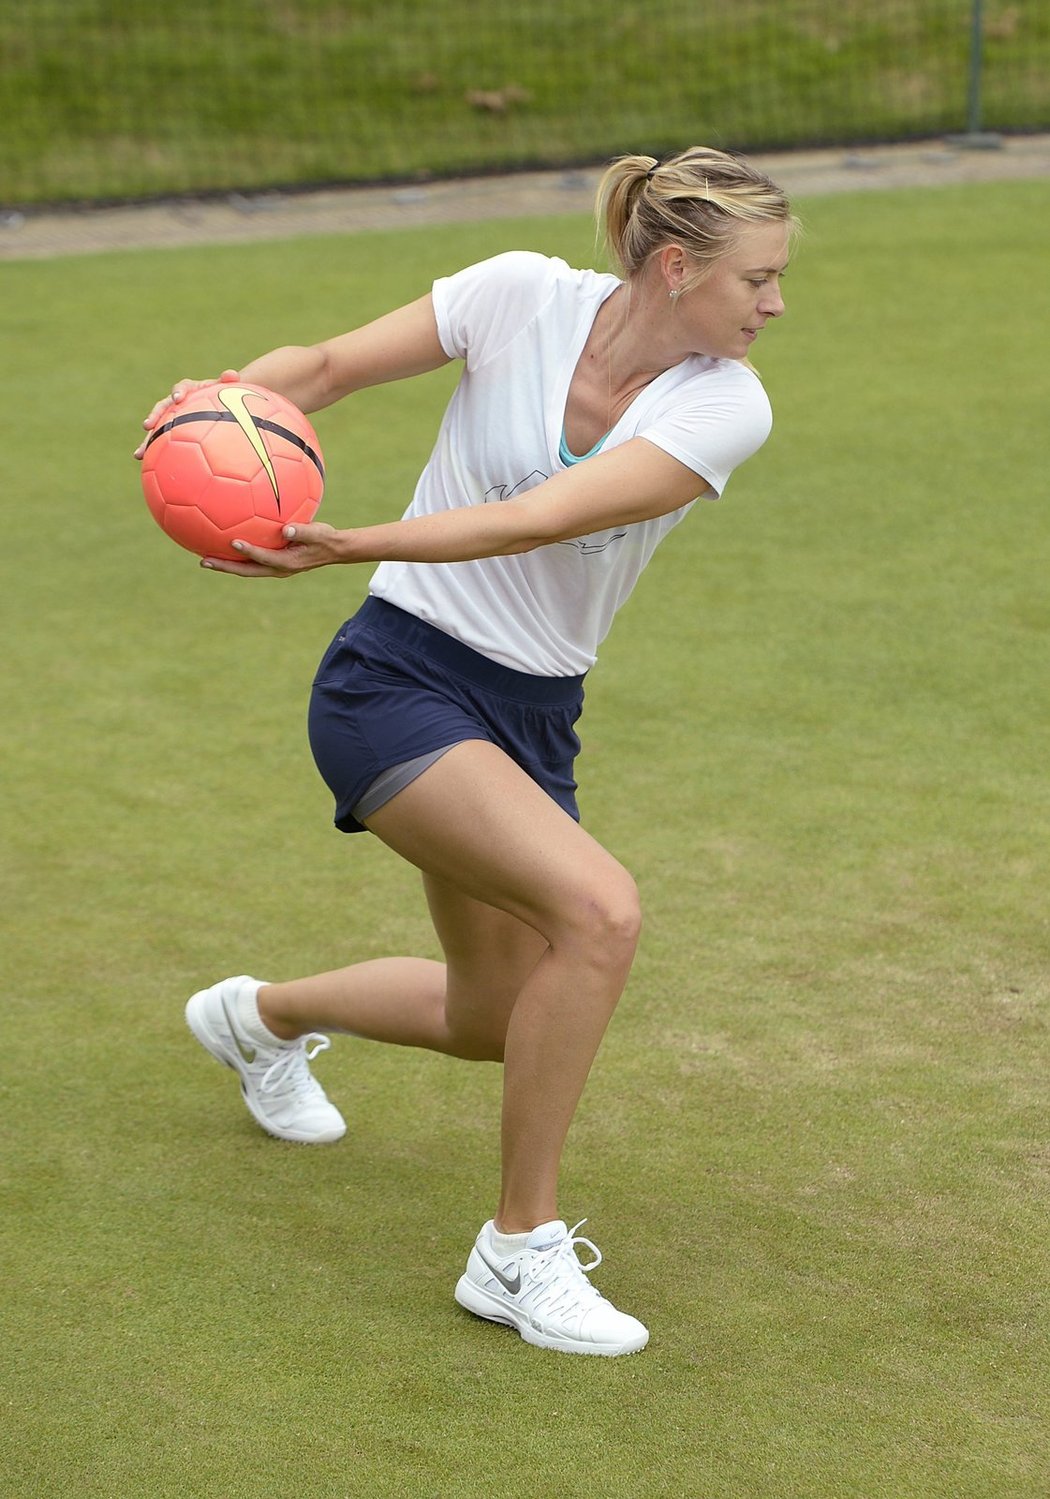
[3, 177, 1049, 1496]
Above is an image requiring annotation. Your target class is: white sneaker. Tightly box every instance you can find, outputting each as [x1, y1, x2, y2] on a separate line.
[455, 1219, 649, 1356]
[185, 975, 346, 1144]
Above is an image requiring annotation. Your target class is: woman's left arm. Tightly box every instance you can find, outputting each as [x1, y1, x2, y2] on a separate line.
[206, 438, 711, 577]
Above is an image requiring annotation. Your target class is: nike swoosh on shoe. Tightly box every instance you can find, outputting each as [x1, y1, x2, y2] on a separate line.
[477, 1247, 522, 1295]
[220, 993, 256, 1064]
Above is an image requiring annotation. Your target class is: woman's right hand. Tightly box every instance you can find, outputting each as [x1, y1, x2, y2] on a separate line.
[199, 521, 353, 578]
[133, 368, 241, 459]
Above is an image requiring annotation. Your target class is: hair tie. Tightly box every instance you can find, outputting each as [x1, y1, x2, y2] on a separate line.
[645, 164, 658, 181]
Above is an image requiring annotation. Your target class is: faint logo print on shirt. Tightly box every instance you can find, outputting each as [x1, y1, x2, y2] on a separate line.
[484, 472, 628, 555]
[484, 473, 549, 505]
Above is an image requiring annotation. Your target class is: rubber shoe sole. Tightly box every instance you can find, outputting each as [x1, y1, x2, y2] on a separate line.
[454, 1273, 649, 1356]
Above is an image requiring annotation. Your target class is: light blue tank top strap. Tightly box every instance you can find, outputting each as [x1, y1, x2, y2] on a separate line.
[559, 425, 609, 466]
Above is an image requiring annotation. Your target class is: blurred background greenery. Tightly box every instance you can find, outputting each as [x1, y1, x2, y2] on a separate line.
[2, 0, 1048, 205]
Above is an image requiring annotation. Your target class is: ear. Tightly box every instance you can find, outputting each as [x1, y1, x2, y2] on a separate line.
[657, 244, 690, 296]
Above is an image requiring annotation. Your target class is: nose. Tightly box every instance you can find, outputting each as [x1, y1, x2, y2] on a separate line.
[761, 283, 786, 318]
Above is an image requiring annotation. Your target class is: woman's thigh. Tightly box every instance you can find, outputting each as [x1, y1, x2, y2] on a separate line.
[363, 739, 640, 949]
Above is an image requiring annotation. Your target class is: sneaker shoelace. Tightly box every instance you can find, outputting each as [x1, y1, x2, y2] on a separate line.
[524, 1221, 605, 1318]
[259, 1033, 331, 1099]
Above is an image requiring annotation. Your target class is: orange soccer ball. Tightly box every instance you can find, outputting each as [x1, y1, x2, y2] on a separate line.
[141, 381, 325, 560]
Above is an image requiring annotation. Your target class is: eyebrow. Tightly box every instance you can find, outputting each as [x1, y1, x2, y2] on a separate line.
[743, 264, 789, 275]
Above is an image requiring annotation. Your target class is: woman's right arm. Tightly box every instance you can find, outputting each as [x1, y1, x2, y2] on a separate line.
[240, 293, 451, 411]
[135, 293, 450, 455]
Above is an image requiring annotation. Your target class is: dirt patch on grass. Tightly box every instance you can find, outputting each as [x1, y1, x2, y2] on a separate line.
[3, 134, 1048, 261]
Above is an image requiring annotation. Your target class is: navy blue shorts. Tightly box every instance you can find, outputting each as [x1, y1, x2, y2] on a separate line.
[308, 597, 586, 834]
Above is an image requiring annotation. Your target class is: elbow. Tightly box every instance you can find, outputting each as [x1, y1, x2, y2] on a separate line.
[310, 344, 344, 408]
[499, 533, 550, 557]
[493, 499, 571, 556]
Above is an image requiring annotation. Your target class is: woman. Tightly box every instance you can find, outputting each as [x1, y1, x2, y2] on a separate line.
[137, 146, 794, 1357]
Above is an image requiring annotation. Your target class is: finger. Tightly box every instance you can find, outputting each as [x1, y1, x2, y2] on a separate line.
[229, 538, 304, 569]
[136, 402, 174, 455]
[219, 369, 241, 383]
[140, 376, 200, 437]
[141, 400, 170, 431]
[278, 521, 332, 546]
[222, 530, 339, 575]
[200, 556, 286, 578]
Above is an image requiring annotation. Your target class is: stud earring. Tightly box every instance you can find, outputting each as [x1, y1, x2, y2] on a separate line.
[669, 288, 681, 302]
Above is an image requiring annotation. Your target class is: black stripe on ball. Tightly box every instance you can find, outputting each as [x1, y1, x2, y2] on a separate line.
[144, 408, 325, 481]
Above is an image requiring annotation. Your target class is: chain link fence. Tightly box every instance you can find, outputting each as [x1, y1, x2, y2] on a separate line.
[2, 0, 1047, 207]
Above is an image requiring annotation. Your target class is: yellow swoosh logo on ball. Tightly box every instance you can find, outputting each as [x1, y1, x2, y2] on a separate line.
[217, 385, 281, 509]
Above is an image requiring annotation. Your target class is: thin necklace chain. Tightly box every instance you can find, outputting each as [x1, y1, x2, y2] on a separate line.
[603, 287, 664, 430]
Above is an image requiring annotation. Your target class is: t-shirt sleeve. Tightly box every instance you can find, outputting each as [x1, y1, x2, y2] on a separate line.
[640, 366, 774, 497]
[432, 251, 558, 369]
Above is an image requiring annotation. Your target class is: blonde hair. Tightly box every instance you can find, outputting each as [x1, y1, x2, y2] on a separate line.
[597, 146, 798, 291]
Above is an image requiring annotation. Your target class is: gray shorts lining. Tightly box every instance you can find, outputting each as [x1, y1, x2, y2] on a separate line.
[351, 743, 460, 823]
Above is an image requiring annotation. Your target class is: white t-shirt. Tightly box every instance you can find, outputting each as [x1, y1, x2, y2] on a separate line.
[369, 251, 772, 675]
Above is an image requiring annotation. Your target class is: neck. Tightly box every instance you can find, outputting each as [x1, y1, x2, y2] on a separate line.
[568, 275, 687, 448]
[597, 279, 686, 390]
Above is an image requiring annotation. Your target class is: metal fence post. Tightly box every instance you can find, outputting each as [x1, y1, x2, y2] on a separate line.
[947, 0, 1003, 148]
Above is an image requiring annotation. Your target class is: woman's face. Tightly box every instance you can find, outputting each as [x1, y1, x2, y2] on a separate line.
[675, 222, 790, 361]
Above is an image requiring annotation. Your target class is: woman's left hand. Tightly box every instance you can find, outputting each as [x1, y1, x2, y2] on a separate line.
[134, 369, 241, 460]
[201, 521, 350, 578]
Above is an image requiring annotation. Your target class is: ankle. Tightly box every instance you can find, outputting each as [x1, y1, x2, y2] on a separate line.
[255, 984, 306, 1044]
[493, 1210, 557, 1236]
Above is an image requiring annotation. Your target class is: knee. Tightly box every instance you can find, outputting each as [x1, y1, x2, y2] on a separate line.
[569, 870, 642, 973]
